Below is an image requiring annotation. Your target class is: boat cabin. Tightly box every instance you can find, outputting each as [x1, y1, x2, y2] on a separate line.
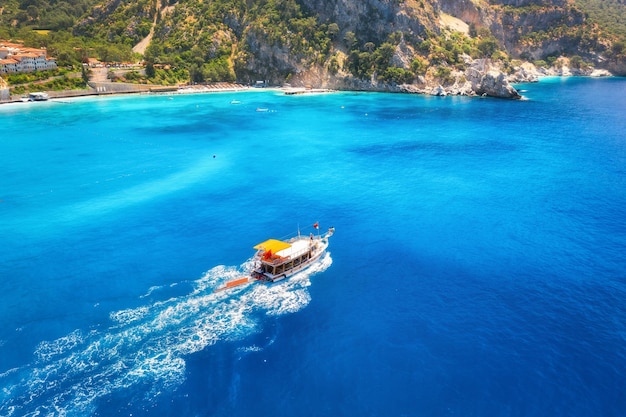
[254, 238, 315, 277]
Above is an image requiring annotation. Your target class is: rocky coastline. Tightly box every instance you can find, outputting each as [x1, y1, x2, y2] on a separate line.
[402, 58, 614, 98]
[291, 56, 617, 99]
[0, 58, 619, 105]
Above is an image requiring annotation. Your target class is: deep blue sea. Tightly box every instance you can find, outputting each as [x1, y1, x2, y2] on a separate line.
[1, 77, 625, 417]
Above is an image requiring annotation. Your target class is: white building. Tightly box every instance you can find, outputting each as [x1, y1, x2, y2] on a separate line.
[0, 42, 57, 74]
[0, 58, 18, 74]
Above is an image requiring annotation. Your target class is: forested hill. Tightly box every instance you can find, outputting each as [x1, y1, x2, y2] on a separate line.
[1, 0, 625, 90]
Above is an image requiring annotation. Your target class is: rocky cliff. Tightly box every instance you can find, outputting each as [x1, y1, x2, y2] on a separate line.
[65, 0, 626, 96]
[231, 0, 623, 96]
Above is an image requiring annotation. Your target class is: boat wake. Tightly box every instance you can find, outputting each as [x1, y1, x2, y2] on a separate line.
[0, 254, 332, 417]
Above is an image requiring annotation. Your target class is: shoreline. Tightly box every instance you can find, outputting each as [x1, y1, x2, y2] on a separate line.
[0, 82, 339, 106]
[0, 82, 253, 105]
[0, 74, 621, 106]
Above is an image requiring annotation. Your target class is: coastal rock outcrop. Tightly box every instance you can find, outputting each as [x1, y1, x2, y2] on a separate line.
[431, 85, 447, 96]
[606, 56, 626, 76]
[508, 62, 540, 83]
[476, 71, 521, 99]
[466, 60, 521, 99]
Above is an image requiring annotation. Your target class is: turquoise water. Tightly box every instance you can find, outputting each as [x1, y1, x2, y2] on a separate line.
[1, 77, 625, 416]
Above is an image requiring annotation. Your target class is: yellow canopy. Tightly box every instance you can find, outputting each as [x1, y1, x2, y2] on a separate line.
[253, 239, 291, 253]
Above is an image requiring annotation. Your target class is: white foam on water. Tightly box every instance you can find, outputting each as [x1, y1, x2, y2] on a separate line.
[0, 254, 332, 417]
[109, 306, 150, 325]
[34, 330, 85, 363]
[139, 285, 165, 299]
[237, 345, 263, 354]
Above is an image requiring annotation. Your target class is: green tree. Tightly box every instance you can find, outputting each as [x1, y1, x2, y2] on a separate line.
[344, 31, 357, 50]
[435, 65, 453, 83]
[26, 5, 39, 20]
[410, 57, 428, 75]
[356, 51, 372, 78]
[373, 42, 395, 73]
[477, 37, 498, 58]
[145, 62, 156, 78]
[569, 55, 584, 69]
[380, 66, 413, 84]
[611, 41, 625, 55]
[327, 23, 339, 39]
[189, 64, 204, 83]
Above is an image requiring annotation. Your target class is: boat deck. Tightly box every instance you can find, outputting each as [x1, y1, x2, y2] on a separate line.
[275, 238, 313, 259]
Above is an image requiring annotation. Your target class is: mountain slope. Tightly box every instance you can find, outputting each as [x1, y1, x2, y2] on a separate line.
[2, 0, 625, 93]
[141, 0, 625, 84]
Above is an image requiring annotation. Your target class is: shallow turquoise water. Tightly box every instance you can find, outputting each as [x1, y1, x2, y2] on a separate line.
[1, 78, 625, 416]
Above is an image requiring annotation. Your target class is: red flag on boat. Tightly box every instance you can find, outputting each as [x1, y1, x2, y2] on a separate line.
[313, 222, 319, 229]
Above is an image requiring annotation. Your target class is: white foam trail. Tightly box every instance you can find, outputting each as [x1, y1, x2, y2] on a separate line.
[0, 254, 332, 417]
[34, 330, 85, 362]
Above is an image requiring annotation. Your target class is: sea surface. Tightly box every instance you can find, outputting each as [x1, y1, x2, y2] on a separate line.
[1, 77, 625, 417]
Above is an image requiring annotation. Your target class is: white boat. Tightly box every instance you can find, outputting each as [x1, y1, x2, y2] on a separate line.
[215, 223, 334, 291]
[251, 224, 334, 283]
[28, 92, 49, 101]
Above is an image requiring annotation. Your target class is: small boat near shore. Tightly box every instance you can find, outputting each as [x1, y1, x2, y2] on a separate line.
[28, 92, 49, 101]
[215, 223, 334, 291]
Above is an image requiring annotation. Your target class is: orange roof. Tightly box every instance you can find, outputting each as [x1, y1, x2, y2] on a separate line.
[253, 239, 292, 253]
[0, 42, 23, 48]
[23, 48, 46, 55]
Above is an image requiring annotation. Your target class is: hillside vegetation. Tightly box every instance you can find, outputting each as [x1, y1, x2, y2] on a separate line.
[575, 0, 626, 37]
[1, 0, 625, 90]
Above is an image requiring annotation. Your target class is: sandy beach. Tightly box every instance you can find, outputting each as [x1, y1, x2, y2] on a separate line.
[0, 82, 340, 106]
[0, 82, 255, 105]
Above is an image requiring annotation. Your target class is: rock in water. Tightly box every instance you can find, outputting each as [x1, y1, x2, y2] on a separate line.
[479, 71, 521, 99]
[431, 85, 447, 96]
[466, 59, 521, 99]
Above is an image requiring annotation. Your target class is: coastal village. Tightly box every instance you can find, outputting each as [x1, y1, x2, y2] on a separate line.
[0, 40, 58, 101]
[0, 39, 253, 102]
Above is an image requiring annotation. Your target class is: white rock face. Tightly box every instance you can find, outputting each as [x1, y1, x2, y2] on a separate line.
[466, 60, 521, 99]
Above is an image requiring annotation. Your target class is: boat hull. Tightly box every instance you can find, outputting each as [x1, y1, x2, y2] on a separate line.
[257, 246, 325, 282]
